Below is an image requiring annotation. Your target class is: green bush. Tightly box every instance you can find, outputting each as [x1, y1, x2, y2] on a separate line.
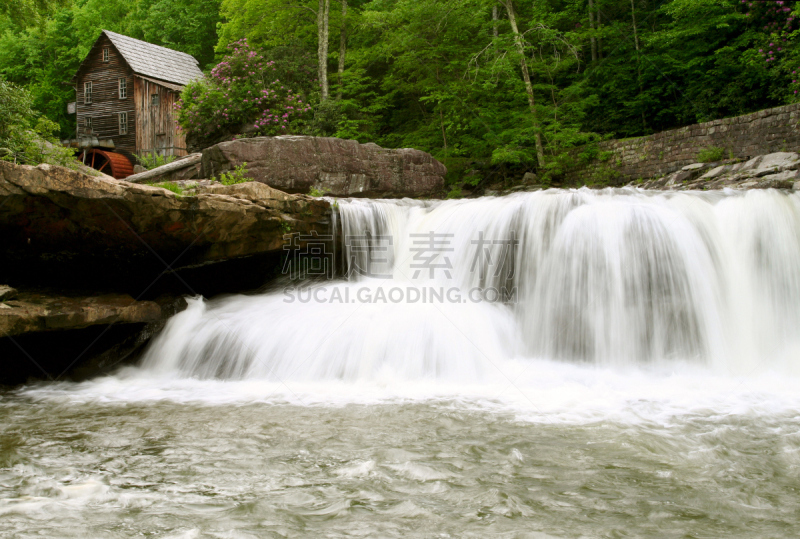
[0, 78, 77, 168]
[588, 165, 622, 186]
[176, 39, 311, 142]
[0, 78, 33, 145]
[308, 186, 326, 197]
[446, 185, 463, 199]
[150, 181, 185, 197]
[137, 153, 177, 170]
[697, 147, 726, 163]
[213, 162, 250, 185]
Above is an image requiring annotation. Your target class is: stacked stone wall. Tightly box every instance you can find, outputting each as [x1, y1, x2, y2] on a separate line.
[566, 104, 800, 184]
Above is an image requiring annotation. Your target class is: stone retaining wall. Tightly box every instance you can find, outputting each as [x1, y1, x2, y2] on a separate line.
[566, 103, 800, 185]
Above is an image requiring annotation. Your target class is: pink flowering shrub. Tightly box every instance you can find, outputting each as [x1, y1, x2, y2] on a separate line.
[176, 39, 312, 139]
[746, 0, 797, 64]
[741, 1, 800, 99]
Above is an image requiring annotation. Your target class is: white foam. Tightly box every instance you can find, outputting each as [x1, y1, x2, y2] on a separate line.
[17, 358, 800, 427]
[16, 188, 800, 425]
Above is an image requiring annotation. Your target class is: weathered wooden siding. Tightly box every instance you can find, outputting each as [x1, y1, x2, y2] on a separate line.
[134, 78, 187, 157]
[74, 34, 136, 155]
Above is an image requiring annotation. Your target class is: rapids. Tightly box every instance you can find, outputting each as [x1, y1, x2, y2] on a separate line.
[3, 187, 800, 538]
[142, 187, 800, 379]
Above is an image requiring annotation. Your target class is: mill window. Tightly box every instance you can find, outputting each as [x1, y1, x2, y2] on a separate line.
[103, 47, 109, 62]
[151, 94, 160, 106]
[119, 78, 127, 99]
[84, 81, 92, 104]
[119, 112, 128, 135]
[84, 116, 92, 133]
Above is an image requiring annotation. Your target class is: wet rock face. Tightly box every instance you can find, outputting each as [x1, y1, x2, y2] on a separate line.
[632, 152, 800, 191]
[0, 160, 331, 290]
[0, 292, 161, 337]
[0, 160, 332, 383]
[0, 285, 16, 301]
[0, 292, 188, 385]
[200, 136, 447, 198]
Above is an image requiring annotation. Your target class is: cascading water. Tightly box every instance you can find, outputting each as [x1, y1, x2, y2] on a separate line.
[7, 188, 800, 538]
[141, 187, 800, 380]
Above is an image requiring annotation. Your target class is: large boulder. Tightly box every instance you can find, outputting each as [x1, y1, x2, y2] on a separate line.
[200, 136, 447, 197]
[0, 160, 331, 290]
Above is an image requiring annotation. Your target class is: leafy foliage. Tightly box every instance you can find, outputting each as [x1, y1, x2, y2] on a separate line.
[150, 181, 186, 197]
[136, 153, 176, 170]
[4, 0, 800, 186]
[176, 39, 312, 141]
[0, 78, 34, 145]
[0, 77, 76, 167]
[697, 146, 726, 163]
[214, 162, 250, 185]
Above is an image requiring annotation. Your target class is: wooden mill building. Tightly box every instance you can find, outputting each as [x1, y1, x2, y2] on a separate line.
[70, 30, 203, 178]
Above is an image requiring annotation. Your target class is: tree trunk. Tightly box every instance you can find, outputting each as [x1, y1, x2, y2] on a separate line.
[440, 108, 448, 163]
[317, 0, 331, 100]
[337, 0, 347, 99]
[501, 0, 545, 168]
[588, 0, 597, 62]
[492, 5, 499, 39]
[631, 0, 641, 53]
[630, 0, 646, 129]
[596, 7, 602, 59]
[317, 0, 323, 96]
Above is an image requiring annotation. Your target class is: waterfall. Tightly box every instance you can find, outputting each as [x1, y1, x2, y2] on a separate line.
[141, 188, 800, 380]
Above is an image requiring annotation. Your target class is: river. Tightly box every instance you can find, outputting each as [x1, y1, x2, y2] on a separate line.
[2, 188, 800, 537]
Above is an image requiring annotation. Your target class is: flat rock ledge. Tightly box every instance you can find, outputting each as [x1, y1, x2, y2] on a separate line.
[0, 291, 160, 337]
[0, 290, 187, 385]
[629, 152, 800, 191]
[0, 160, 331, 286]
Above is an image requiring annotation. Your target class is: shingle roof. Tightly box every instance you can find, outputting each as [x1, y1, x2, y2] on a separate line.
[103, 30, 204, 86]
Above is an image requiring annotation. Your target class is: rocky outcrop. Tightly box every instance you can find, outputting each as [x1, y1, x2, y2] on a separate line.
[124, 153, 203, 184]
[0, 160, 331, 290]
[0, 285, 16, 301]
[0, 291, 186, 385]
[0, 159, 333, 384]
[0, 291, 160, 337]
[128, 136, 446, 197]
[630, 152, 800, 191]
[201, 136, 446, 197]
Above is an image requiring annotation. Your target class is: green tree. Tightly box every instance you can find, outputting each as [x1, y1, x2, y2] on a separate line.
[126, 0, 222, 68]
[4, 0, 800, 184]
[0, 76, 76, 166]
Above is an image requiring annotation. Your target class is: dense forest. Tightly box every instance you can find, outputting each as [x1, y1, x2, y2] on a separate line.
[1, 0, 798, 181]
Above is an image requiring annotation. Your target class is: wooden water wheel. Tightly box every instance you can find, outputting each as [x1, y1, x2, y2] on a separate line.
[77, 149, 134, 179]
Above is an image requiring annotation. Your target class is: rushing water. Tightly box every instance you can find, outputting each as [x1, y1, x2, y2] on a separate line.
[3, 187, 800, 537]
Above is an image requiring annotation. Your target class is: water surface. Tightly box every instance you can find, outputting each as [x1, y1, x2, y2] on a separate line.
[2, 370, 799, 538]
[3, 188, 800, 537]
